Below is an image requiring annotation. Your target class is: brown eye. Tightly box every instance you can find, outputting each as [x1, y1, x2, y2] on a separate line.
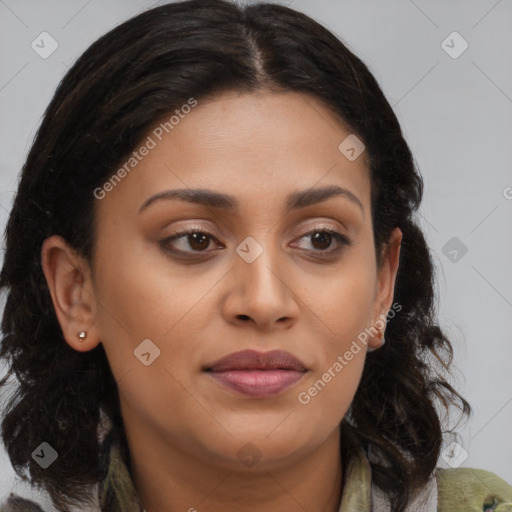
[294, 228, 350, 255]
[185, 232, 211, 251]
[160, 230, 221, 254]
[310, 231, 334, 251]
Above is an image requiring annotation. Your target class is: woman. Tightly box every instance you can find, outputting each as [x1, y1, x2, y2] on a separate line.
[0, 1, 511, 511]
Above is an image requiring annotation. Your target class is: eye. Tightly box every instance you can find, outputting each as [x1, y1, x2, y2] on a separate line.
[292, 227, 350, 255]
[160, 229, 223, 255]
[159, 226, 350, 258]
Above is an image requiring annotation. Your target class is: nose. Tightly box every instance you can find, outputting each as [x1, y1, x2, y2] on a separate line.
[220, 237, 300, 332]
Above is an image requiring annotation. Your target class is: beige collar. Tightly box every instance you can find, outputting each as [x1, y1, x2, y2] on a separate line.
[340, 443, 438, 512]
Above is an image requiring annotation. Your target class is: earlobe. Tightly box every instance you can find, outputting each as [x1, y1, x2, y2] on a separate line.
[41, 235, 101, 352]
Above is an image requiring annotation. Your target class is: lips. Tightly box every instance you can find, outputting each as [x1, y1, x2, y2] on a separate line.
[206, 349, 306, 372]
[204, 349, 307, 398]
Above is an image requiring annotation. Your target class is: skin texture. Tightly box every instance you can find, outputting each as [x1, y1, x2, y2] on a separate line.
[41, 89, 402, 512]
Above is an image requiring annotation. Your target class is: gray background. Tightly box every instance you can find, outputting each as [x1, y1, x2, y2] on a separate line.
[0, 0, 511, 508]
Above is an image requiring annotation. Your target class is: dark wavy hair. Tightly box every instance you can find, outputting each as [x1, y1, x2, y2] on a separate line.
[0, 1, 471, 511]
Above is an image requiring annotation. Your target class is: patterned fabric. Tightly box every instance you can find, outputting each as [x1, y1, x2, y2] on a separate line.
[96, 430, 143, 512]
[1, 431, 512, 511]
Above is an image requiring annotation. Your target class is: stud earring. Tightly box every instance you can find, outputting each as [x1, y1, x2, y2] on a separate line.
[368, 329, 385, 352]
[77, 331, 87, 342]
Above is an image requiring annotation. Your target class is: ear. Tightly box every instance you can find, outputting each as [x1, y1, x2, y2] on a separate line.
[41, 235, 101, 352]
[367, 227, 402, 350]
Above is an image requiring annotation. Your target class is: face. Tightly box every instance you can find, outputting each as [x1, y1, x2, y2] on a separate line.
[43, 89, 401, 472]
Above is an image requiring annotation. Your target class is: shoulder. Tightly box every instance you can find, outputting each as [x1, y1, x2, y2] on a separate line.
[436, 466, 512, 511]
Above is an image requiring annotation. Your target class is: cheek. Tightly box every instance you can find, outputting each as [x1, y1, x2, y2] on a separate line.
[92, 246, 211, 438]
[91, 239, 226, 386]
[294, 257, 375, 411]
[300, 259, 376, 348]
[300, 353, 365, 411]
[291, 346, 365, 456]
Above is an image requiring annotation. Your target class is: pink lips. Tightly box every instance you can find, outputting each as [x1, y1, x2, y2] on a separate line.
[205, 349, 307, 398]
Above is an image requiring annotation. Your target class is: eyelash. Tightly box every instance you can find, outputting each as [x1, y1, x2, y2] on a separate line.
[159, 226, 350, 258]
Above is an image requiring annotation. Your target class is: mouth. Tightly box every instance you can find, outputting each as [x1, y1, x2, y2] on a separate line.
[204, 349, 307, 399]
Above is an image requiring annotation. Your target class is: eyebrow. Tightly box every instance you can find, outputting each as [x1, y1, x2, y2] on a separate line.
[138, 185, 364, 216]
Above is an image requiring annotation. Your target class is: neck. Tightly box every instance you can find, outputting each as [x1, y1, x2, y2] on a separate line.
[124, 419, 343, 512]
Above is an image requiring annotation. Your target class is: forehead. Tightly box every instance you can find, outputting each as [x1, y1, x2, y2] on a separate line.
[95, 90, 371, 218]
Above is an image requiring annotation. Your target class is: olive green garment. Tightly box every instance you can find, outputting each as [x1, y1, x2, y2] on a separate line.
[1, 433, 512, 511]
